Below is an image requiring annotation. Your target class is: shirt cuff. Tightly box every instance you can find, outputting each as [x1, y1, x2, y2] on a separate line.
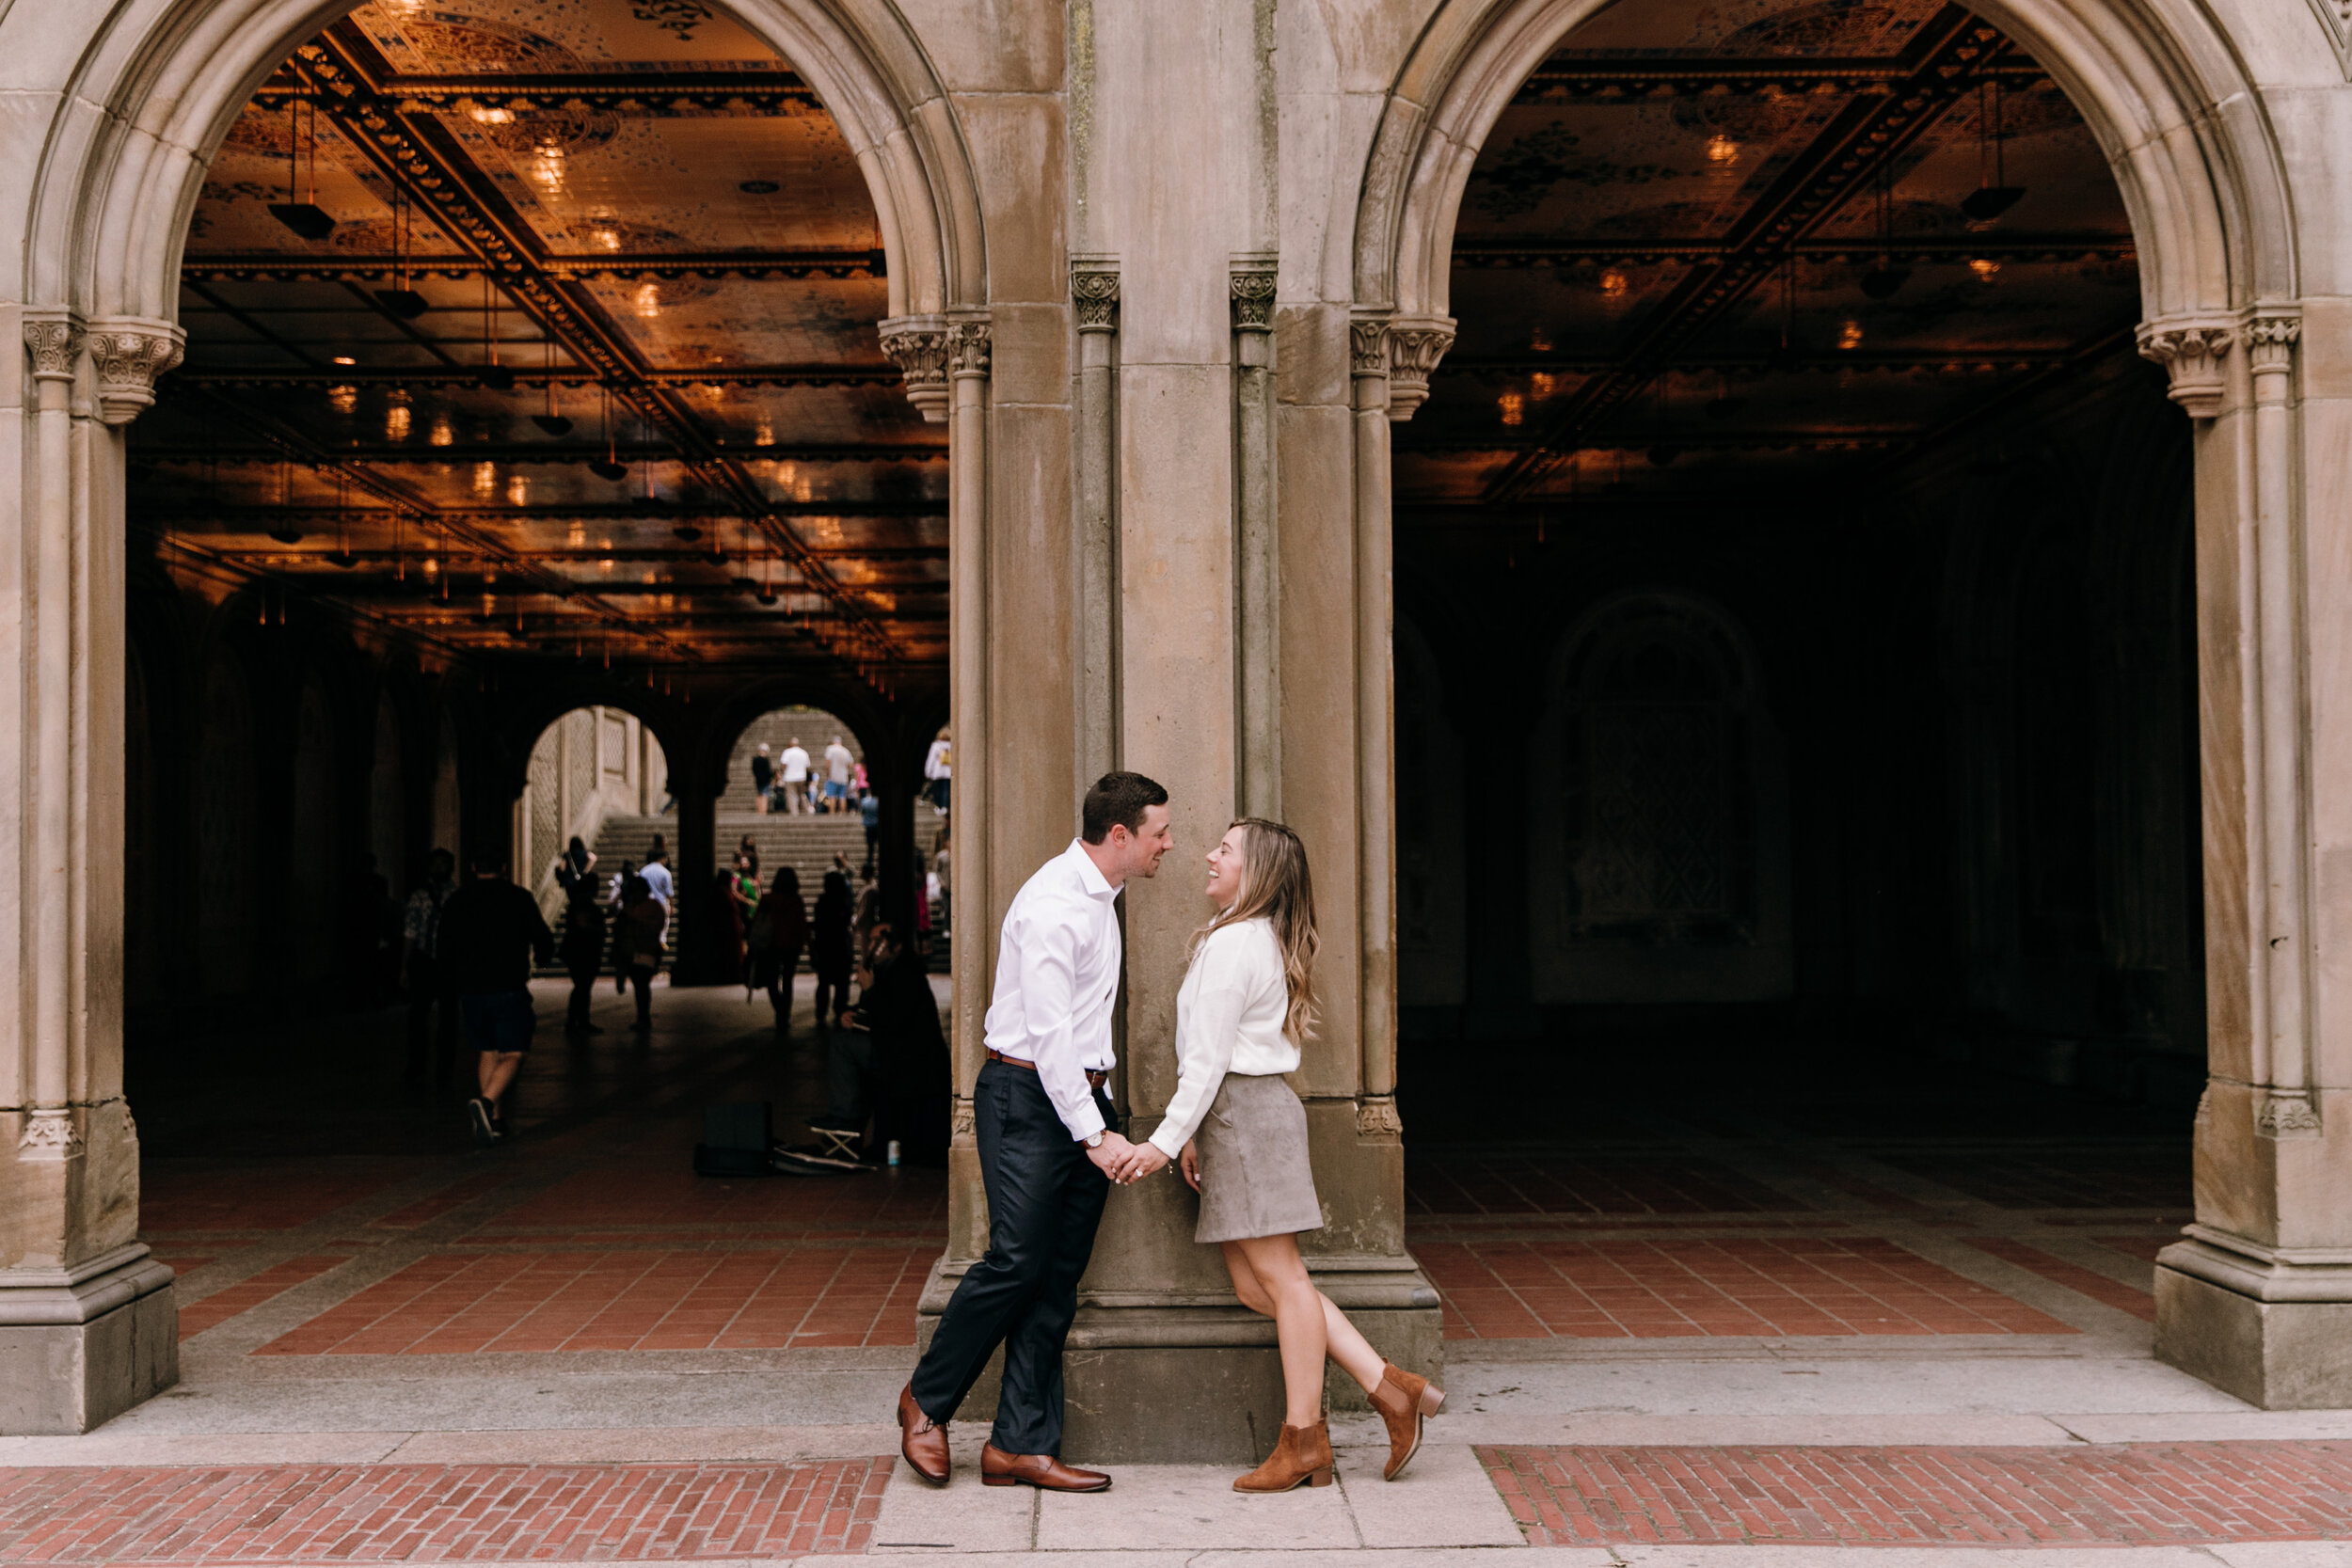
[1063, 1100, 1107, 1142]
[1148, 1126, 1186, 1161]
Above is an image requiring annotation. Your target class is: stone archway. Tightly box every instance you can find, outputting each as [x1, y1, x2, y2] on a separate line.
[1342, 0, 2333, 1406]
[0, 0, 996, 1432]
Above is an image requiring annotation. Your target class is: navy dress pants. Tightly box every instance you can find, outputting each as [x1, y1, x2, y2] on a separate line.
[908, 1058, 1112, 1456]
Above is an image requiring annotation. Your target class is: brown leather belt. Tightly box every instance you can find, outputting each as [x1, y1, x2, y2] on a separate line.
[987, 1048, 1109, 1089]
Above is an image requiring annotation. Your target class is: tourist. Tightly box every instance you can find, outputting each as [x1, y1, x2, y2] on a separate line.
[1111, 818, 1444, 1492]
[779, 736, 811, 815]
[737, 833, 760, 879]
[932, 828, 951, 933]
[811, 868, 854, 1027]
[858, 921, 950, 1167]
[401, 847, 461, 1091]
[750, 742, 774, 814]
[559, 877, 606, 1036]
[808, 925, 886, 1145]
[711, 867, 746, 993]
[747, 865, 807, 1033]
[551, 834, 595, 894]
[860, 786, 881, 876]
[823, 735, 854, 813]
[639, 833, 674, 912]
[436, 853, 554, 1148]
[610, 873, 666, 1033]
[924, 726, 951, 815]
[895, 771, 1169, 1493]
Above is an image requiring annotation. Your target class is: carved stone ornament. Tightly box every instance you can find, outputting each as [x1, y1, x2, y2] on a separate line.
[2135, 317, 2234, 420]
[1350, 317, 1390, 378]
[1357, 1096, 1405, 1140]
[878, 315, 952, 423]
[17, 1108, 81, 1160]
[1073, 266, 1120, 333]
[1386, 316, 1457, 423]
[2246, 311, 2302, 377]
[948, 319, 992, 381]
[86, 318, 186, 426]
[2258, 1088, 2323, 1139]
[951, 1097, 977, 1138]
[22, 316, 84, 383]
[1230, 268, 1276, 333]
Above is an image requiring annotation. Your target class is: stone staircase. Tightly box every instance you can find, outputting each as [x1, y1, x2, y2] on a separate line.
[541, 810, 948, 975]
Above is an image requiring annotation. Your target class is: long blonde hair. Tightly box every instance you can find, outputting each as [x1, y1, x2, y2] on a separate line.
[1191, 817, 1319, 1043]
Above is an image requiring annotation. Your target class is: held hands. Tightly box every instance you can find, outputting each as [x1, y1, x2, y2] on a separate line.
[1116, 1142, 1170, 1183]
[1085, 1131, 1142, 1182]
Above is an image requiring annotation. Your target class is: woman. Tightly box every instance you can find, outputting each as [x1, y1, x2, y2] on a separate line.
[736, 833, 760, 880]
[811, 869, 854, 1027]
[553, 834, 596, 893]
[747, 865, 807, 1031]
[558, 876, 607, 1036]
[1116, 819, 1444, 1493]
[610, 873, 666, 1033]
[727, 853, 761, 995]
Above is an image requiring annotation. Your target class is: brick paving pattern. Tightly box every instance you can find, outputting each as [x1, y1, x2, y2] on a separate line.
[1964, 1237, 2156, 1321]
[175, 1255, 351, 1340]
[490, 1164, 946, 1237]
[255, 1246, 933, 1354]
[0, 1459, 889, 1560]
[1874, 1147, 2189, 1210]
[1420, 1237, 2072, 1338]
[1483, 1441, 2352, 1545]
[1406, 1154, 1800, 1216]
[140, 1163, 414, 1235]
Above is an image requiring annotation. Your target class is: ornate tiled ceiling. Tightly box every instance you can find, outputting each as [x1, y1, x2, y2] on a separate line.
[1399, 0, 2147, 514]
[128, 0, 943, 680]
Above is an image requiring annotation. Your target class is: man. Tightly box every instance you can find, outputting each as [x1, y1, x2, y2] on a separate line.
[559, 877, 608, 1036]
[860, 787, 881, 878]
[897, 771, 1172, 1493]
[823, 735, 854, 813]
[435, 854, 554, 1146]
[780, 736, 811, 816]
[750, 742, 774, 814]
[924, 727, 951, 816]
[401, 847, 460, 1091]
[639, 833, 674, 912]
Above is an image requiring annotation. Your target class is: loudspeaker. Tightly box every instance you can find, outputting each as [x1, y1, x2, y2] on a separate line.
[693, 1101, 773, 1178]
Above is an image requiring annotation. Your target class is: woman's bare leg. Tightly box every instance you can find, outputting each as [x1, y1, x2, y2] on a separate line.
[1230, 1234, 1328, 1429]
[1220, 1241, 1389, 1397]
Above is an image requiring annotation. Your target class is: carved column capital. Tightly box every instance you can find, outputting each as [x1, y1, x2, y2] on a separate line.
[2135, 316, 2235, 420]
[1230, 262, 1276, 333]
[17, 1108, 82, 1161]
[1385, 314, 1456, 422]
[2258, 1088, 2323, 1139]
[22, 314, 85, 385]
[1073, 262, 1120, 333]
[2244, 310, 2302, 379]
[1350, 316, 1390, 379]
[878, 314, 953, 423]
[84, 317, 186, 426]
[946, 317, 992, 381]
[1356, 1095, 1405, 1141]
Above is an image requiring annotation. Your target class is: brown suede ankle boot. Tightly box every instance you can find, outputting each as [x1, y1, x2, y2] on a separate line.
[1232, 1419, 1334, 1493]
[1367, 1362, 1445, 1480]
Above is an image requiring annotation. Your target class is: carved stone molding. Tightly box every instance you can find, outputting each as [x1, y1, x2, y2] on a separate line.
[17, 1109, 81, 1161]
[2258, 1089, 2323, 1140]
[951, 1097, 977, 1138]
[1230, 266, 1276, 333]
[878, 314, 952, 422]
[2135, 316, 2234, 420]
[1356, 1095, 1405, 1141]
[2245, 311, 2302, 378]
[1073, 264, 1120, 333]
[86, 318, 186, 426]
[22, 316, 84, 384]
[1386, 315, 1457, 422]
[1350, 317, 1390, 378]
[947, 319, 992, 381]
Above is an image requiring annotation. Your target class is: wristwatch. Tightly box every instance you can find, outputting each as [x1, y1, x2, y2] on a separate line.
[1085, 1132, 1104, 1149]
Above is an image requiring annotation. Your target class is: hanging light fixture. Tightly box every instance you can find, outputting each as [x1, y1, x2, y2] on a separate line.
[325, 473, 357, 567]
[589, 387, 628, 482]
[268, 454, 303, 543]
[531, 335, 573, 436]
[1859, 161, 1911, 299]
[374, 185, 429, 320]
[1960, 76, 2026, 222]
[479, 275, 515, 390]
[267, 88, 338, 241]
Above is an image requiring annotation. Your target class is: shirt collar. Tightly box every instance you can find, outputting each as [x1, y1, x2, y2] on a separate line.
[1065, 839, 1120, 900]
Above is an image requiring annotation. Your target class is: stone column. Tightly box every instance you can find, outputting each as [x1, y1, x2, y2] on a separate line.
[0, 311, 181, 1432]
[670, 770, 721, 985]
[2141, 306, 2352, 1407]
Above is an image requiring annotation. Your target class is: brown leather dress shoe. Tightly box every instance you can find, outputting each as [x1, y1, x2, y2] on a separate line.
[979, 1442, 1111, 1492]
[1367, 1361, 1445, 1481]
[898, 1384, 949, 1484]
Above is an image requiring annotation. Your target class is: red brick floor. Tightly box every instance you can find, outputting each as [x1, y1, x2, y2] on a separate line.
[139, 1163, 416, 1235]
[1483, 1441, 2352, 1545]
[1420, 1237, 2073, 1338]
[254, 1246, 935, 1355]
[1406, 1154, 1800, 1216]
[0, 1459, 889, 1560]
[175, 1255, 351, 1341]
[1964, 1237, 2157, 1322]
[487, 1164, 946, 1237]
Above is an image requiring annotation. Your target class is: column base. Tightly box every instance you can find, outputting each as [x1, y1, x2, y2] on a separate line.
[914, 1255, 1442, 1463]
[0, 1245, 178, 1433]
[2156, 1235, 2352, 1407]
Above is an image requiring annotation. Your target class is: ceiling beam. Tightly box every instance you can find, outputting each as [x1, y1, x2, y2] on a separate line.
[135, 504, 946, 526]
[261, 69, 822, 113]
[1512, 55, 2043, 101]
[1453, 234, 2134, 269]
[1483, 5, 2013, 502]
[135, 440, 946, 465]
[295, 24, 904, 674]
[1440, 349, 2082, 375]
[169, 367, 905, 390]
[183, 249, 883, 282]
[1412, 429, 1916, 453]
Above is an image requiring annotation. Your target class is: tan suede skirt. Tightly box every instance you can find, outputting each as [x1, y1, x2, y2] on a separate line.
[1193, 1071, 1324, 1243]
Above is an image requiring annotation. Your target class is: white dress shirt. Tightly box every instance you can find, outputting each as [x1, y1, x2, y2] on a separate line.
[983, 840, 1123, 1140]
[1149, 917, 1298, 1160]
[638, 860, 674, 911]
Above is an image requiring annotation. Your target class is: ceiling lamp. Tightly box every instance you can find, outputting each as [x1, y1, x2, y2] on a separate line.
[267, 95, 338, 241]
[325, 477, 356, 567]
[479, 277, 516, 390]
[373, 186, 429, 321]
[1859, 267, 1911, 300]
[739, 180, 780, 195]
[269, 523, 304, 544]
[589, 388, 628, 481]
[531, 340, 573, 436]
[672, 524, 703, 542]
[1858, 163, 1908, 299]
[1961, 77, 2026, 223]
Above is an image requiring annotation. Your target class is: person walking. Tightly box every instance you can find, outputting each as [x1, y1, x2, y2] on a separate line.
[858, 921, 950, 1166]
[779, 736, 811, 815]
[435, 854, 554, 1147]
[747, 865, 807, 1032]
[559, 877, 607, 1036]
[611, 872, 666, 1033]
[860, 787, 881, 878]
[737, 833, 761, 880]
[924, 727, 952, 816]
[811, 869, 854, 1028]
[552, 834, 596, 894]
[895, 771, 1171, 1493]
[822, 736, 854, 814]
[401, 847, 461, 1091]
[639, 834, 674, 912]
[751, 743, 774, 814]
[1112, 819, 1445, 1492]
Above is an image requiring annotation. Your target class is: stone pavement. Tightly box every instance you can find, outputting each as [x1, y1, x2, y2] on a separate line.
[13, 982, 2343, 1561]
